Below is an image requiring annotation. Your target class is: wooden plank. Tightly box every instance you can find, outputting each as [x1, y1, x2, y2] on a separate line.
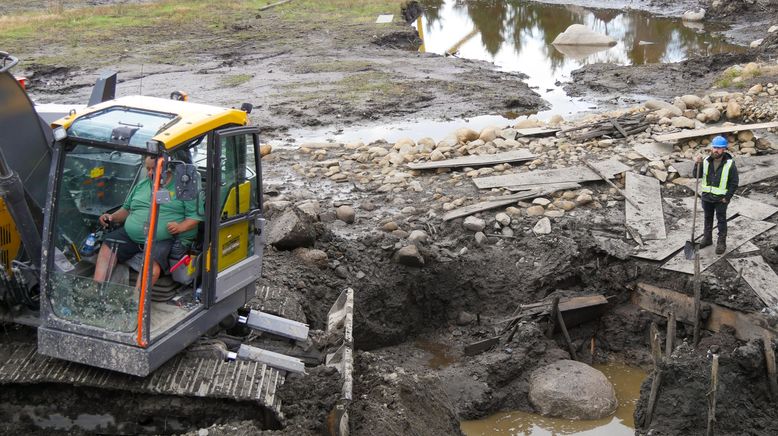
[473, 158, 630, 189]
[516, 127, 561, 137]
[633, 283, 778, 342]
[633, 142, 674, 161]
[442, 190, 541, 221]
[653, 121, 778, 143]
[626, 172, 666, 240]
[498, 295, 608, 326]
[505, 182, 580, 192]
[730, 195, 778, 221]
[406, 149, 534, 170]
[464, 337, 500, 356]
[662, 216, 774, 274]
[736, 241, 760, 253]
[727, 256, 778, 307]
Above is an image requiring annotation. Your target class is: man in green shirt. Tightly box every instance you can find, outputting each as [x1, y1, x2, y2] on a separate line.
[93, 156, 202, 286]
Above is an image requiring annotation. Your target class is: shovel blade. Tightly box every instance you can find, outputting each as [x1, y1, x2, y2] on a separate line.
[683, 241, 695, 260]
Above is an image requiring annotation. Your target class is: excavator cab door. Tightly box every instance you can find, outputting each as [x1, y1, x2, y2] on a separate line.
[203, 126, 264, 306]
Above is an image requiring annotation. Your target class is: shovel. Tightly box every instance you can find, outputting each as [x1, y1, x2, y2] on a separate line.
[684, 161, 701, 260]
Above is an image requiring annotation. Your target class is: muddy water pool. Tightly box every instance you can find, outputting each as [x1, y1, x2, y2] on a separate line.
[288, 1, 743, 145]
[460, 362, 647, 436]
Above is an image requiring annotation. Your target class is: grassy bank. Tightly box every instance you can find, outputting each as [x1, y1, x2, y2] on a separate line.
[0, 0, 406, 68]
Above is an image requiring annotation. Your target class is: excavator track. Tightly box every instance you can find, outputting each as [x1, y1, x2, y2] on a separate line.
[0, 342, 286, 431]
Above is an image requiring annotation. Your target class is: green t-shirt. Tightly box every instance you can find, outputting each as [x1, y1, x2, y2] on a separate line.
[122, 177, 202, 244]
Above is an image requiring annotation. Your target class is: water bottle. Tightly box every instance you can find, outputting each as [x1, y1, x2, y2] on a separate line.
[81, 233, 97, 256]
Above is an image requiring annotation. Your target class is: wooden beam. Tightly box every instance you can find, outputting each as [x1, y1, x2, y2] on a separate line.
[653, 121, 778, 143]
[464, 337, 500, 356]
[407, 149, 535, 170]
[727, 256, 778, 308]
[633, 283, 778, 342]
[473, 158, 630, 190]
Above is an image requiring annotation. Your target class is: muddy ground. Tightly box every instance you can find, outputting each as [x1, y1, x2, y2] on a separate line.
[3, 0, 778, 435]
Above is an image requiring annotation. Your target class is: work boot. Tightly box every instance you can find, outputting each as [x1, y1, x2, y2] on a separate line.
[700, 231, 713, 248]
[715, 235, 726, 255]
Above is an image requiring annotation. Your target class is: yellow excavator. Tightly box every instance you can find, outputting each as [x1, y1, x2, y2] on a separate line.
[0, 52, 353, 434]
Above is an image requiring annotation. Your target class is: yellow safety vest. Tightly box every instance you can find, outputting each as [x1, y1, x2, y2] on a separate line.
[701, 159, 733, 196]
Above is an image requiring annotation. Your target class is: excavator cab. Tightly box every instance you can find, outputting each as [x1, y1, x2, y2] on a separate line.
[36, 96, 266, 376]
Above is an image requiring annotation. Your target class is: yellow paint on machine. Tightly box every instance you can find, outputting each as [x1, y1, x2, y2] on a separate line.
[0, 198, 22, 273]
[217, 182, 251, 272]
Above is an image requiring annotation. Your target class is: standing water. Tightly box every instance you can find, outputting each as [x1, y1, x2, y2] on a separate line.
[460, 363, 647, 436]
[288, 1, 743, 145]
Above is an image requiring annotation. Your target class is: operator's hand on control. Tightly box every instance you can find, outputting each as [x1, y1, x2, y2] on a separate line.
[167, 221, 184, 235]
[99, 213, 112, 228]
[721, 198, 729, 204]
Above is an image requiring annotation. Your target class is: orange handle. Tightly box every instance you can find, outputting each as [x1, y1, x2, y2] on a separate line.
[136, 157, 164, 347]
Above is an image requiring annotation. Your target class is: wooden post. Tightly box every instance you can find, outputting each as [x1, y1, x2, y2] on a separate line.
[706, 354, 720, 436]
[693, 251, 702, 346]
[645, 369, 663, 427]
[666, 311, 676, 359]
[545, 296, 560, 338]
[557, 307, 578, 361]
[763, 334, 778, 400]
[650, 322, 662, 364]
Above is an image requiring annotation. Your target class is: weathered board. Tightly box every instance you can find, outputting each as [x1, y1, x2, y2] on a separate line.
[633, 142, 675, 161]
[736, 241, 760, 254]
[727, 256, 778, 308]
[633, 283, 778, 342]
[505, 182, 580, 192]
[473, 158, 630, 189]
[442, 190, 541, 221]
[406, 149, 535, 170]
[653, 121, 778, 143]
[662, 216, 775, 274]
[730, 195, 778, 221]
[625, 172, 666, 240]
[516, 127, 561, 137]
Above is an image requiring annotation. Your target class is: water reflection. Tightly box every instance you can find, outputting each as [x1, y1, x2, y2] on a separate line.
[417, 0, 744, 114]
[460, 363, 647, 436]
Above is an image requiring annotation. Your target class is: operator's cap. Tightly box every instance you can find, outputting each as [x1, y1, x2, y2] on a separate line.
[711, 135, 728, 149]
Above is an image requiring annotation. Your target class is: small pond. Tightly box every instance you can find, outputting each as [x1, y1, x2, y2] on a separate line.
[460, 362, 647, 436]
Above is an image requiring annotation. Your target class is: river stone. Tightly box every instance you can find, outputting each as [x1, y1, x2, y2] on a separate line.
[645, 100, 683, 117]
[394, 245, 425, 267]
[336, 205, 356, 224]
[463, 216, 486, 232]
[671, 117, 696, 129]
[533, 217, 552, 235]
[552, 24, 616, 46]
[293, 247, 328, 267]
[408, 230, 428, 243]
[700, 107, 721, 123]
[526, 205, 545, 217]
[726, 100, 741, 119]
[681, 94, 703, 109]
[529, 360, 618, 420]
[455, 128, 479, 144]
[266, 207, 316, 250]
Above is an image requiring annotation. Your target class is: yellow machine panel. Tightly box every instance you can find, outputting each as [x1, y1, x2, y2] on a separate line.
[0, 198, 21, 273]
[217, 182, 251, 272]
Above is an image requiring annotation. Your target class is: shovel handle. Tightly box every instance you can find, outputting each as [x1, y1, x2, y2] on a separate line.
[691, 161, 700, 242]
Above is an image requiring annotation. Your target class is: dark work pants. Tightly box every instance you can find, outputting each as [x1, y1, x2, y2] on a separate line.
[702, 200, 728, 237]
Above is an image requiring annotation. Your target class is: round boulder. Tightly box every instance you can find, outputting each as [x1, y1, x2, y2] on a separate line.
[529, 360, 617, 420]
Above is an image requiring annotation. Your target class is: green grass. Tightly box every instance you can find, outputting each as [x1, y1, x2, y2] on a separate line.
[220, 73, 254, 88]
[715, 68, 742, 88]
[0, 0, 405, 69]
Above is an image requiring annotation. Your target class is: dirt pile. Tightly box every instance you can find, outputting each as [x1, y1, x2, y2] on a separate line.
[635, 330, 778, 436]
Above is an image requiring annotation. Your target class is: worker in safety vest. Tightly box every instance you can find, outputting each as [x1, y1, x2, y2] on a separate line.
[694, 135, 739, 255]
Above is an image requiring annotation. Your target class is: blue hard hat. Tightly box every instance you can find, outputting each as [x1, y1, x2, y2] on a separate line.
[711, 135, 728, 148]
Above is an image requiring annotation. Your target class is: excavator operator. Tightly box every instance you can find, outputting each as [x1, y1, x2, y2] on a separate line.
[93, 156, 201, 287]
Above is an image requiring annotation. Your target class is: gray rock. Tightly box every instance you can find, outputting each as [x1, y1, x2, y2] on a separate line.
[456, 311, 476, 326]
[395, 245, 425, 267]
[336, 205, 356, 224]
[529, 360, 618, 420]
[463, 216, 486, 232]
[495, 212, 511, 226]
[408, 230, 429, 243]
[266, 207, 316, 249]
[293, 247, 328, 267]
[533, 217, 552, 235]
[474, 232, 488, 245]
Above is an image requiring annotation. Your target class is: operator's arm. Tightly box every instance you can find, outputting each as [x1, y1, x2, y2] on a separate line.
[166, 218, 200, 235]
[99, 208, 129, 227]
